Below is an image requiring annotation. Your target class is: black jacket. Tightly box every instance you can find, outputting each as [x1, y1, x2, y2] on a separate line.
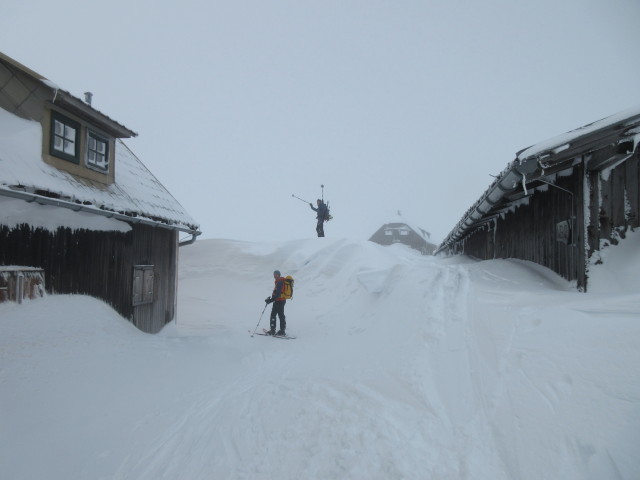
[311, 202, 328, 221]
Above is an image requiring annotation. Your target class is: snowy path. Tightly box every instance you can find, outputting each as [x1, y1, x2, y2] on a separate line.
[2, 236, 640, 479]
[109, 239, 509, 479]
[463, 259, 640, 479]
[115, 240, 482, 479]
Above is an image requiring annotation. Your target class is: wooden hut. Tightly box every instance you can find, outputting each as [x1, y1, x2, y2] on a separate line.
[436, 108, 640, 291]
[0, 52, 201, 332]
[369, 213, 437, 255]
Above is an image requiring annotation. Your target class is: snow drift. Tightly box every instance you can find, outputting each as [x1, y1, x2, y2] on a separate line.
[1, 235, 640, 479]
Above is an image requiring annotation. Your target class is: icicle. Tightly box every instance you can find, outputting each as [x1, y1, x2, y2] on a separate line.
[521, 173, 528, 195]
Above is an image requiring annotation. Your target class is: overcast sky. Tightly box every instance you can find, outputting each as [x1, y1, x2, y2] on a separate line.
[2, 0, 639, 243]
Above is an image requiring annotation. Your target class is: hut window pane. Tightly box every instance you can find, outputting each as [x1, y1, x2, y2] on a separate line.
[132, 265, 154, 306]
[86, 131, 109, 172]
[50, 112, 80, 163]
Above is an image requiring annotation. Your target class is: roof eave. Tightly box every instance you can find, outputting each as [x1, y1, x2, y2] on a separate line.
[436, 111, 640, 254]
[0, 51, 137, 138]
[0, 187, 200, 236]
[53, 90, 137, 138]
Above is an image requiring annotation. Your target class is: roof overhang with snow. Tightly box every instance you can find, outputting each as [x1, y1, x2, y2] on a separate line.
[0, 117, 201, 237]
[437, 107, 640, 254]
[0, 52, 200, 240]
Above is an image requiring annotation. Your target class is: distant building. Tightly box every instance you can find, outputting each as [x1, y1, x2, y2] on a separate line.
[437, 107, 640, 291]
[369, 213, 437, 255]
[0, 52, 200, 332]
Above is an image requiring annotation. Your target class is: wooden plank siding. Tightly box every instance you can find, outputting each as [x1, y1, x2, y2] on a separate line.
[622, 150, 636, 228]
[625, 151, 640, 228]
[438, 108, 640, 292]
[451, 147, 640, 291]
[0, 52, 199, 333]
[593, 148, 640, 241]
[458, 167, 586, 288]
[131, 225, 178, 333]
[0, 223, 178, 333]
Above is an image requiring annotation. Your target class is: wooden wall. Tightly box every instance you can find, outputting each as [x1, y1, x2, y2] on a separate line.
[453, 146, 640, 291]
[458, 167, 586, 288]
[588, 148, 640, 256]
[0, 222, 178, 333]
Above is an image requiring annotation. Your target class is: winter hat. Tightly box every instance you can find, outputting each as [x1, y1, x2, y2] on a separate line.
[273, 270, 281, 276]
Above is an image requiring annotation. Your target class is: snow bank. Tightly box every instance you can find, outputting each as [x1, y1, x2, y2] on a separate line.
[1, 236, 639, 479]
[587, 228, 640, 294]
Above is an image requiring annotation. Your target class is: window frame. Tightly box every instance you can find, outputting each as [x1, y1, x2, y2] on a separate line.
[132, 265, 155, 306]
[50, 112, 80, 164]
[86, 129, 110, 172]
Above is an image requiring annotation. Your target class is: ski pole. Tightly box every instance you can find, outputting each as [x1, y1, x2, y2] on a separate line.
[250, 303, 269, 337]
[321, 184, 324, 202]
[292, 193, 310, 204]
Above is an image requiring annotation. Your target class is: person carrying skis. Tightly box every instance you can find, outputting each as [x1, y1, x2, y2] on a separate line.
[265, 270, 287, 336]
[310, 199, 328, 237]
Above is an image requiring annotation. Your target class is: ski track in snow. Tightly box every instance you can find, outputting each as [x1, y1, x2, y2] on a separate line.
[119, 240, 475, 479]
[108, 240, 479, 479]
[2, 236, 640, 480]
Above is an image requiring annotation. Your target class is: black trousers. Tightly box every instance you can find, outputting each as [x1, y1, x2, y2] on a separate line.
[270, 300, 286, 332]
[316, 219, 325, 237]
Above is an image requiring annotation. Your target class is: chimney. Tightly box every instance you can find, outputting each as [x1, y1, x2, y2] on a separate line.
[84, 91, 93, 106]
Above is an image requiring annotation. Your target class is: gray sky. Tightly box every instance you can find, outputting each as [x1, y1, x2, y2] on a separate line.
[2, 0, 639, 243]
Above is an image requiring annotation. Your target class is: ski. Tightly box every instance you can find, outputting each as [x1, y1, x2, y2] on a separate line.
[254, 328, 296, 339]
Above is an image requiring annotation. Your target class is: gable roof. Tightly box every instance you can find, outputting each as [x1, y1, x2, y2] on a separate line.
[437, 107, 640, 254]
[371, 212, 434, 243]
[378, 222, 432, 243]
[0, 95, 199, 235]
[0, 52, 137, 139]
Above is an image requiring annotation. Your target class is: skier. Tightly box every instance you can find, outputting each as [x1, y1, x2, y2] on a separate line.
[264, 270, 287, 336]
[310, 199, 329, 237]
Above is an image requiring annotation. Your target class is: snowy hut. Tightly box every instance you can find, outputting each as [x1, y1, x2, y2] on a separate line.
[369, 212, 437, 255]
[0, 52, 200, 332]
[437, 107, 640, 291]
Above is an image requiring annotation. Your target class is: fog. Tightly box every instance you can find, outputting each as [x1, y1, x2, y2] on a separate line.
[2, 0, 639, 243]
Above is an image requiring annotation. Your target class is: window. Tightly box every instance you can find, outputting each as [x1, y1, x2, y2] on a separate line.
[556, 220, 573, 245]
[50, 112, 80, 163]
[132, 265, 154, 306]
[86, 131, 109, 172]
[48, 110, 113, 177]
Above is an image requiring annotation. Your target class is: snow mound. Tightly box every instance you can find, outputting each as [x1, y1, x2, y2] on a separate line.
[1, 236, 639, 480]
[587, 228, 640, 294]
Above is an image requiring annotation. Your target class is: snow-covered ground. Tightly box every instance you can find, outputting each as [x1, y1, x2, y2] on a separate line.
[1, 233, 639, 479]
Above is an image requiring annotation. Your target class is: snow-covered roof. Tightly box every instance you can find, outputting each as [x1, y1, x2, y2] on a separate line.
[0, 51, 137, 139]
[0, 107, 199, 233]
[437, 107, 640, 253]
[515, 106, 640, 162]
